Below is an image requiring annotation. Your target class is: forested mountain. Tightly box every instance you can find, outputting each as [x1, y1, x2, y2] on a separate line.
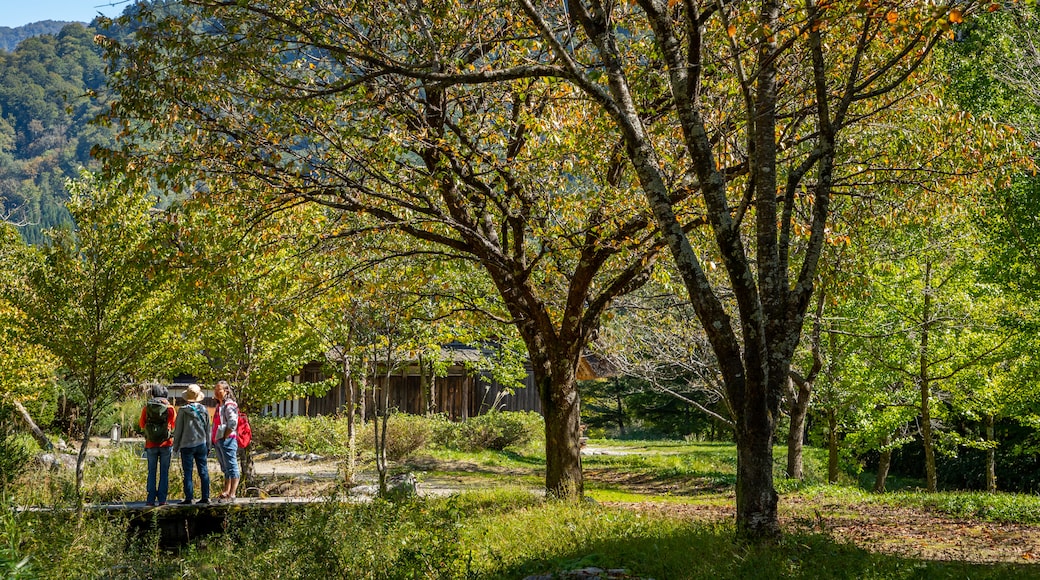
[0, 22, 114, 244]
[0, 21, 80, 52]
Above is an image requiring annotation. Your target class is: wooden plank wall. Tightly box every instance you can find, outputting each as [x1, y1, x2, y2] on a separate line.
[476, 371, 541, 415]
[265, 366, 542, 419]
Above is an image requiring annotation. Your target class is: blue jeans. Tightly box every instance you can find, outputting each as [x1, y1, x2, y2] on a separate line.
[179, 444, 211, 502]
[215, 437, 240, 479]
[145, 446, 172, 504]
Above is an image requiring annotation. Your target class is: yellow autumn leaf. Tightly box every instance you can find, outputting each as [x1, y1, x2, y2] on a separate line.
[949, 8, 964, 23]
[727, 24, 736, 37]
[886, 11, 898, 24]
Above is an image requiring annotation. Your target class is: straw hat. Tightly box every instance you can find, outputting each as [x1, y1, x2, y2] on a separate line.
[184, 384, 205, 403]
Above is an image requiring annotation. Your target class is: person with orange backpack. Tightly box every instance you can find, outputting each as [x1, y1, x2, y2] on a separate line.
[211, 380, 240, 502]
[139, 384, 176, 506]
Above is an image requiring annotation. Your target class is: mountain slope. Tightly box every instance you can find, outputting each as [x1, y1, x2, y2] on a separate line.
[0, 21, 82, 52]
[0, 22, 113, 243]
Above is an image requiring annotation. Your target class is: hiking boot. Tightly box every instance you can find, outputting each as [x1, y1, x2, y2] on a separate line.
[178, 500, 193, 505]
[196, 498, 210, 505]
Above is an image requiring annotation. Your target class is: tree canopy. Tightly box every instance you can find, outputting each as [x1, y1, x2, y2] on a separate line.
[1, 172, 176, 496]
[94, 0, 1033, 541]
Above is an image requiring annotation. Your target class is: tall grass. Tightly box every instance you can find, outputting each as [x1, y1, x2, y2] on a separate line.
[2, 491, 1035, 579]
[10, 444, 223, 506]
[8, 423, 1040, 578]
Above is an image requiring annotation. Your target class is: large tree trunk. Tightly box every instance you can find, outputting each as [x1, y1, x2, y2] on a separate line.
[531, 351, 583, 499]
[240, 441, 254, 488]
[735, 411, 780, 540]
[874, 433, 892, 492]
[920, 385, 936, 492]
[10, 398, 53, 451]
[923, 261, 940, 492]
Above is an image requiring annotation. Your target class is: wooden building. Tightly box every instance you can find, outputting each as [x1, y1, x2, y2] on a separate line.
[264, 343, 542, 420]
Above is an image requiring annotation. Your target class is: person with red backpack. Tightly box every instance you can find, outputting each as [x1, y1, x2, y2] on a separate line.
[139, 384, 176, 506]
[211, 380, 240, 502]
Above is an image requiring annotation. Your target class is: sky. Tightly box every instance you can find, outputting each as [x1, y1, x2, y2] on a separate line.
[1, 0, 127, 28]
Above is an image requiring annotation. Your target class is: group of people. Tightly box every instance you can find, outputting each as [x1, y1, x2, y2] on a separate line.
[138, 380, 242, 506]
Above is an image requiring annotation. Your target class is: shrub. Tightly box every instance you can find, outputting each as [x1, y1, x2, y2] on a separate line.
[254, 414, 432, 460]
[247, 411, 544, 458]
[252, 415, 353, 456]
[92, 399, 146, 438]
[358, 413, 433, 461]
[435, 411, 541, 452]
[249, 414, 288, 451]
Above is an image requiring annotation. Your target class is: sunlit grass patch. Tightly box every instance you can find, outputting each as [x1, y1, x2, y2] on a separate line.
[887, 490, 1040, 524]
[459, 495, 727, 579]
[452, 490, 1033, 579]
[416, 447, 544, 469]
[781, 484, 1040, 526]
[586, 486, 731, 505]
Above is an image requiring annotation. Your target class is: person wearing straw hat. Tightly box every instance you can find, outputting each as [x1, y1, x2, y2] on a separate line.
[172, 383, 211, 505]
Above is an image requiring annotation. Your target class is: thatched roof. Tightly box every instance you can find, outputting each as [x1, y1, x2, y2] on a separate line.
[576, 353, 618, 381]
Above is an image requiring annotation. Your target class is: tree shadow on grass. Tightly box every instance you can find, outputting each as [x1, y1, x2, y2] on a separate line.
[584, 468, 735, 496]
[484, 525, 1037, 580]
[500, 449, 549, 466]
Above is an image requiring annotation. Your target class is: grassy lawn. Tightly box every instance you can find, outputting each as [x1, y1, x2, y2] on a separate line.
[5, 489, 1037, 579]
[4, 433, 1040, 578]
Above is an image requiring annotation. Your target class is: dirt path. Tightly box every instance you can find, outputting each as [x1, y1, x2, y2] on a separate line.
[600, 499, 1040, 564]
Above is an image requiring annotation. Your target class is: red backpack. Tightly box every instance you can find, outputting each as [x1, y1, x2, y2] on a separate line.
[214, 402, 252, 448]
[236, 411, 252, 448]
